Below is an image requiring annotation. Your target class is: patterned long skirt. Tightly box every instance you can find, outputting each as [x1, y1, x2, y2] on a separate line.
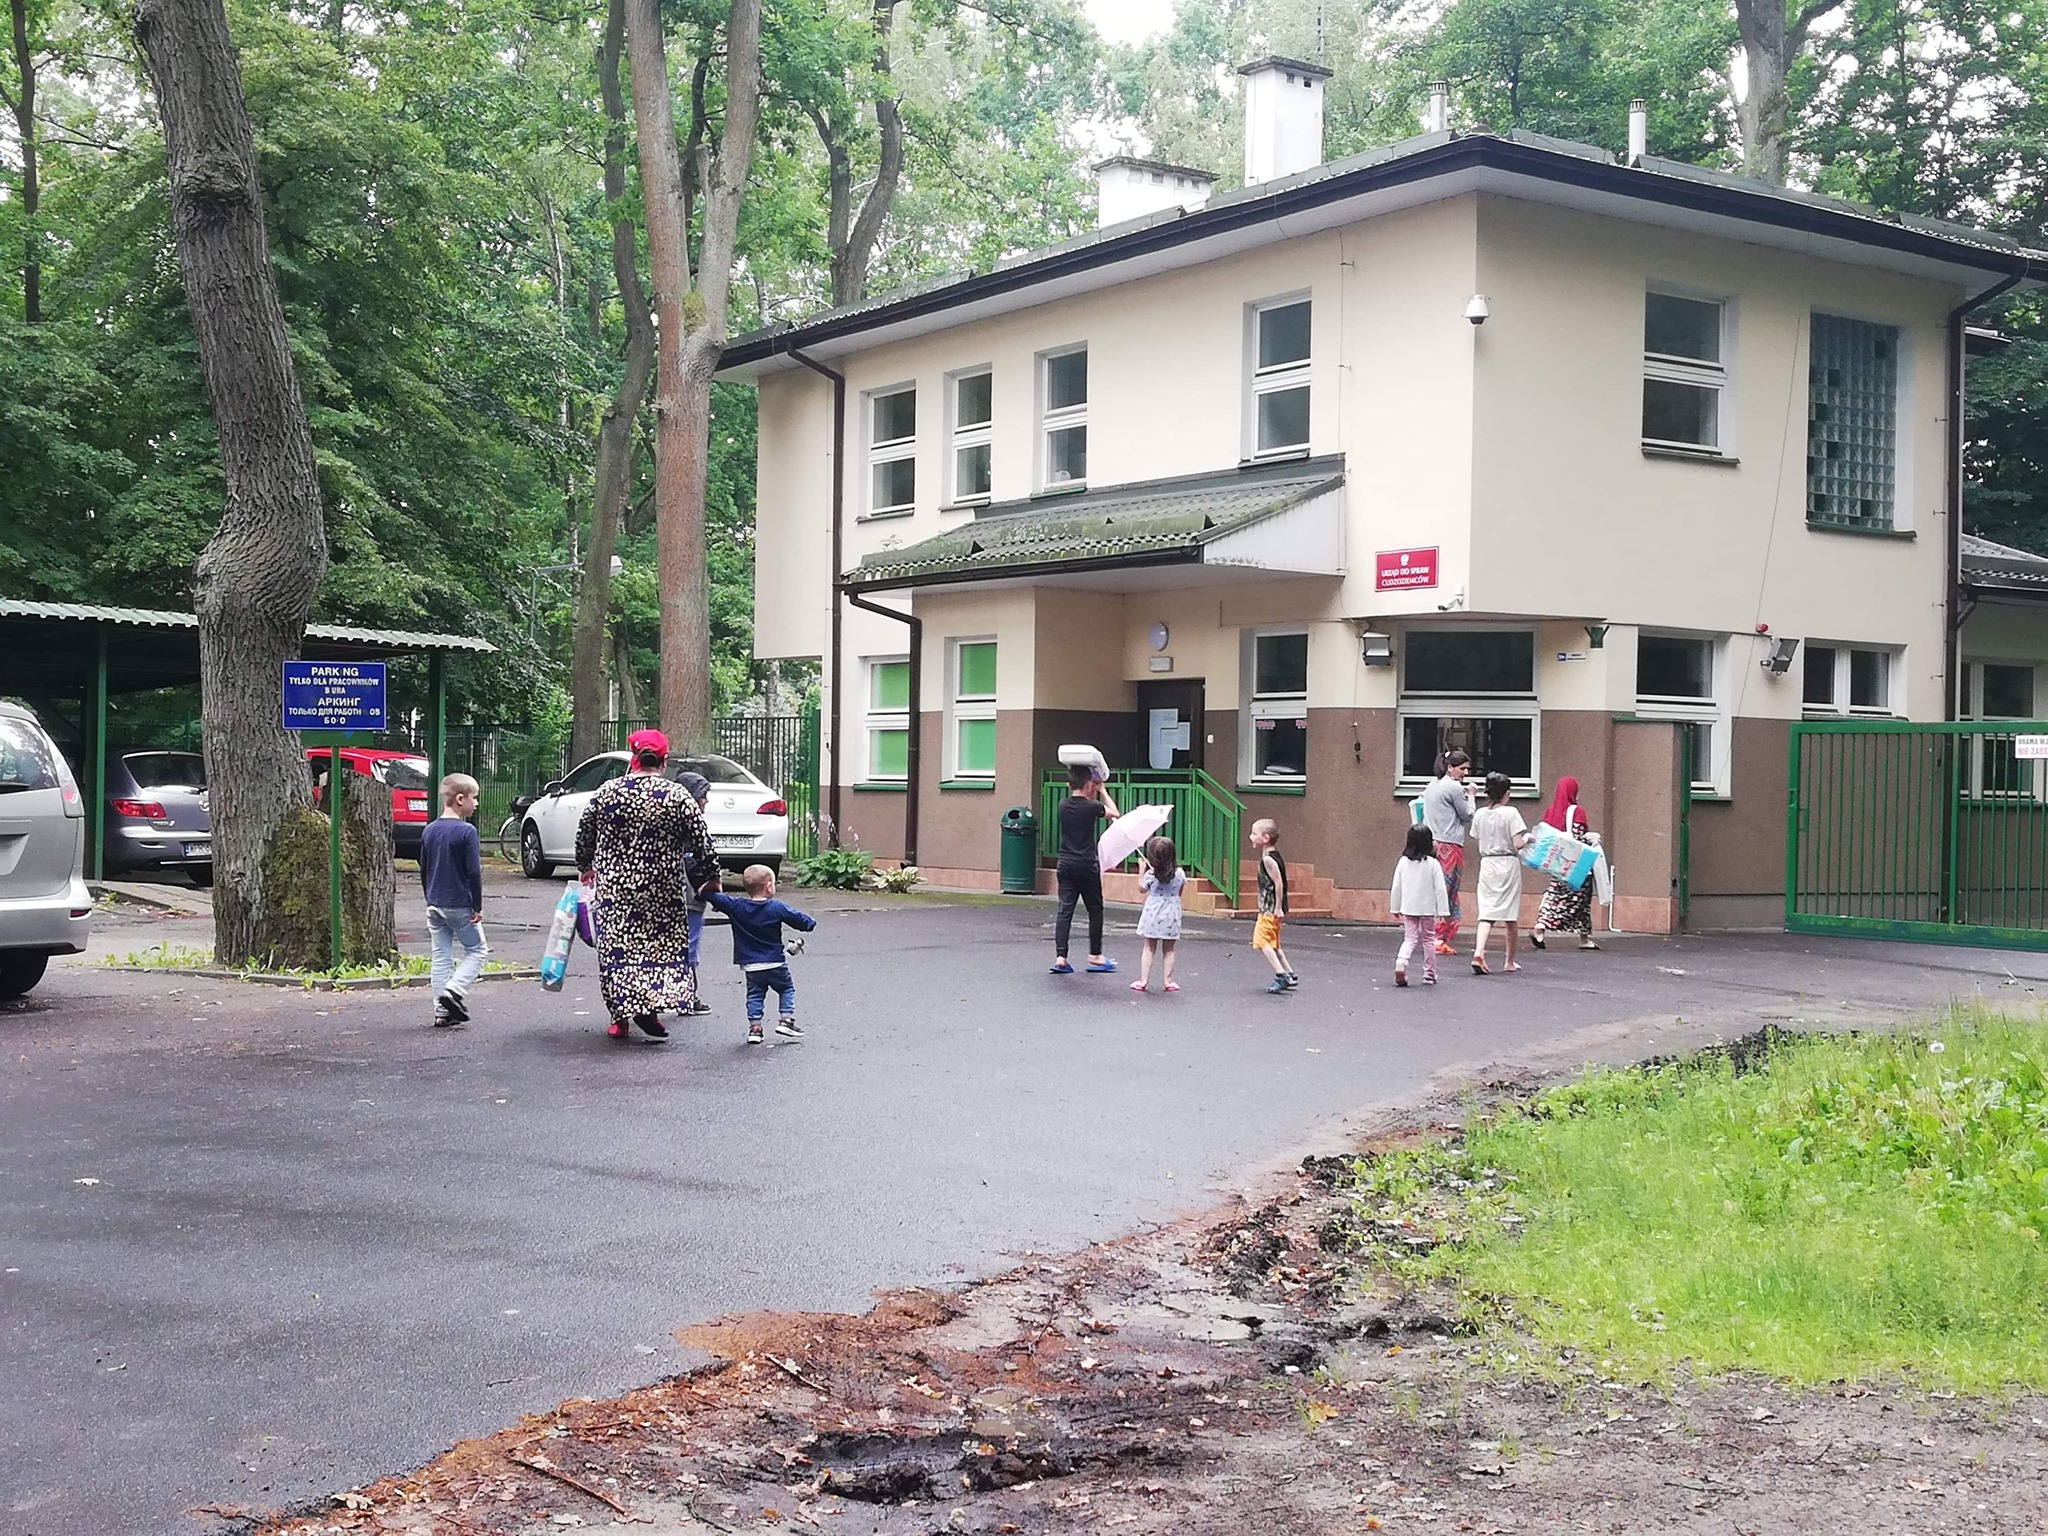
[1433, 842, 1465, 945]
[593, 880, 698, 1020]
[1537, 877, 1594, 937]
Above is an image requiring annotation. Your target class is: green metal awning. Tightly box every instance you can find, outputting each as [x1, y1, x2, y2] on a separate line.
[846, 456, 1347, 592]
[0, 599, 494, 879]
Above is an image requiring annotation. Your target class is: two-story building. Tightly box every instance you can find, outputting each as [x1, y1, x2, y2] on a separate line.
[719, 61, 2047, 931]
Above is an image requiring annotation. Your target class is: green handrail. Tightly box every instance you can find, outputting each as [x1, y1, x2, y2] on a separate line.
[1038, 767, 1243, 906]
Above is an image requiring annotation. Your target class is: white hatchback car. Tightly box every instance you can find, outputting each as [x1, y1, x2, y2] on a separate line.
[519, 751, 791, 879]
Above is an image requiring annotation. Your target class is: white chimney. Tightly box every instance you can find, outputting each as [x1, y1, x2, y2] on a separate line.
[1093, 156, 1218, 229]
[1627, 98, 1648, 165]
[1423, 79, 1451, 135]
[1238, 56, 1332, 186]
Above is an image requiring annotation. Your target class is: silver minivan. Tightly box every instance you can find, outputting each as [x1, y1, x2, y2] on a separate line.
[0, 702, 93, 997]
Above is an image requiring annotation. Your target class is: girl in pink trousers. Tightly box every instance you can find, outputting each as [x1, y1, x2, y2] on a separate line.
[1391, 824, 1451, 987]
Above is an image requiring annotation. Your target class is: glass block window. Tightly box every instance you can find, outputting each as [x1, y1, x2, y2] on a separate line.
[1807, 314, 1898, 529]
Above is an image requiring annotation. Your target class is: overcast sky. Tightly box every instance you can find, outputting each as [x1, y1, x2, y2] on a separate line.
[1083, 0, 1177, 45]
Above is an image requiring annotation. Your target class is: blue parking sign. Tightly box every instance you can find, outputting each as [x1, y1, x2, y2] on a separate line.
[283, 661, 387, 732]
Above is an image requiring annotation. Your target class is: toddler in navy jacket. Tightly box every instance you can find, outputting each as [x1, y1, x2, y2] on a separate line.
[703, 863, 817, 1044]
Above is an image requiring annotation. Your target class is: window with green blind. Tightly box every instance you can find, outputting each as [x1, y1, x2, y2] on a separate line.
[864, 657, 909, 782]
[950, 639, 997, 779]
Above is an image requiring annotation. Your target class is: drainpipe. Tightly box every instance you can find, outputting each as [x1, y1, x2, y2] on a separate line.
[788, 349, 848, 843]
[845, 589, 922, 868]
[1945, 261, 2029, 720]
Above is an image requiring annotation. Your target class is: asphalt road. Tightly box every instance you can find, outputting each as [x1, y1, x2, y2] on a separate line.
[6, 869, 2045, 1535]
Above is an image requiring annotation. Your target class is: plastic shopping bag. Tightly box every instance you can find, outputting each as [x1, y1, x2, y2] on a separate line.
[574, 881, 598, 947]
[1520, 822, 1598, 890]
[540, 880, 579, 991]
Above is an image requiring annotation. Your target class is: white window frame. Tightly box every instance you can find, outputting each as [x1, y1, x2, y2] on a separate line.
[1962, 659, 2042, 801]
[1641, 287, 1731, 457]
[866, 383, 918, 518]
[1394, 627, 1540, 794]
[863, 656, 910, 783]
[1634, 631, 1729, 797]
[1246, 294, 1312, 460]
[948, 367, 993, 507]
[946, 637, 998, 781]
[1038, 345, 1088, 491]
[1801, 642, 1900, 718]
[1240, 627, 1310, 786]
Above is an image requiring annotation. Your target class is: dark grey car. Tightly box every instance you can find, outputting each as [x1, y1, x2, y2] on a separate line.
[104, 750, 213, 886]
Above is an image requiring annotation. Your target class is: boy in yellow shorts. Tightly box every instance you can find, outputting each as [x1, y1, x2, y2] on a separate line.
[1250, 818, 1297, 994]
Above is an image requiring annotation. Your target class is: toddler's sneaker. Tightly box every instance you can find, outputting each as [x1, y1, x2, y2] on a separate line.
[441, 990, 470, 1024]
[747, 1020, 765, 1045]
[684, 998, 714, 1017]
[1266, 977, 1290, 994]
[775, 1018, 805, 1040]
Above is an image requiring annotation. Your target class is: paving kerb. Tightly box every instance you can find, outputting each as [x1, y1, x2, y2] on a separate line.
[6, 868, 2047, 1536]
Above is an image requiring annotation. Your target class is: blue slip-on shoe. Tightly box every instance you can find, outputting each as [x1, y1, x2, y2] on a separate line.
[1049, 960, 1075, 974]
[1266, 977, 1291, 994]
[1086, 959, 1118, 973]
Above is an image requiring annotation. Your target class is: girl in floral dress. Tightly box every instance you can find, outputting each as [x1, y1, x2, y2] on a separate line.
[1131, 836, 1186, 994]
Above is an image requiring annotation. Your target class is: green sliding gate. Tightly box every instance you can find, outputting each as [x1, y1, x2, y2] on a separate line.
[1787, 720, 2048, 951]
[1039, 768, 1244, 906]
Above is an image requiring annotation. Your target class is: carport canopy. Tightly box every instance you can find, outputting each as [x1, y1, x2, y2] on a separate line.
[0, 599, 494, 879]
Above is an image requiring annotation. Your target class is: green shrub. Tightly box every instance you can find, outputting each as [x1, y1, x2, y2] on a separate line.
[794, 846, 874, 889]
[873, 864, 923, 893]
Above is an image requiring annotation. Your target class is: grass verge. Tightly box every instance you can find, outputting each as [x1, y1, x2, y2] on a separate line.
[105, 943, 520, 985]
[1342, 1007, 2048, 1393]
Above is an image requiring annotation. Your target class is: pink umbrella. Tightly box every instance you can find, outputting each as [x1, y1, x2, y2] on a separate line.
[1098, 804, 1174, 874]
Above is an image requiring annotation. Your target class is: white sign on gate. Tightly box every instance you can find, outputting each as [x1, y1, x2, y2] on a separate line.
[2015, 734, 2048, 760]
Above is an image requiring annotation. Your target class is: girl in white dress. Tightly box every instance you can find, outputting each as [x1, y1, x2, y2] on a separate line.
[1469, 771, 1533, 975]
[1132, 836, 1186, 994]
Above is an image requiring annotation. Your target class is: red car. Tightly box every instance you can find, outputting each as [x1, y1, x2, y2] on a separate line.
[306, 748, 434, 858]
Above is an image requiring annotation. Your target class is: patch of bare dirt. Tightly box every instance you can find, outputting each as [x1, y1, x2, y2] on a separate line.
[234, 1114, 2048, 1536]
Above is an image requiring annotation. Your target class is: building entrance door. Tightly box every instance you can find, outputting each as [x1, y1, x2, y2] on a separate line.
[1136, 680, 1204, 772]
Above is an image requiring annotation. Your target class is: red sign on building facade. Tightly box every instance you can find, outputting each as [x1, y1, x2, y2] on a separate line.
[1374, 547, 1439, 592]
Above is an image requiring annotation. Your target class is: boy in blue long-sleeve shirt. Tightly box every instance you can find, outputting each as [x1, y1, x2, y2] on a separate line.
[419, 773, 488, 1027]
[703, 863, 816, 1045]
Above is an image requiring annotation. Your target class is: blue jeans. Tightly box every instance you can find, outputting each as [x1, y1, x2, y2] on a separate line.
[686, 906, 705, 972]
[744, 965, 795, 1021]
[427, 906, 488, 998]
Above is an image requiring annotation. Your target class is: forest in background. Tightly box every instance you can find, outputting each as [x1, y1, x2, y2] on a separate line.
[3, 0, 2046, 741]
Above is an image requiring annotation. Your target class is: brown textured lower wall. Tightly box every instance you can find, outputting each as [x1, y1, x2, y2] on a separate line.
[841, 788, 906, 862]
[1688, 717, 1792, 917]
[1232, 708, 1401, 893]
[915, 709, 1035, 874]
[1608, 719, 1681, 935]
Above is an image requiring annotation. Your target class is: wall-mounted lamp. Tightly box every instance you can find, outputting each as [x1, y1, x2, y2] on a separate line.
[1361, 630, 1394, 667]
[1585, 624, 1608, 650]
[1761, 636, 1800, 675]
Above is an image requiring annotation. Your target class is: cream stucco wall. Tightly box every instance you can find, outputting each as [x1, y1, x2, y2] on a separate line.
[1468, 195, 1956, 722]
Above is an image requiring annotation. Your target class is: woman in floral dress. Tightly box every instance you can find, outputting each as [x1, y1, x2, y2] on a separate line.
[1530, 775, 1599, 951]
[574, 729, 717, 1039]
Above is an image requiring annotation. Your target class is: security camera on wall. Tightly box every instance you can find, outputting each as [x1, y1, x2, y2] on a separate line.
[1465, 294, 1490, 325]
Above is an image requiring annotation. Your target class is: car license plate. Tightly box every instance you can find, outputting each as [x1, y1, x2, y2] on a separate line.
[714, 835, 755, 850]
[407, 797, 428, 814]
[184, 842, 211, 858]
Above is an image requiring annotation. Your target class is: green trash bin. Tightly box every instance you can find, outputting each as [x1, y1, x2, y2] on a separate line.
[999, 806, 1038, 894]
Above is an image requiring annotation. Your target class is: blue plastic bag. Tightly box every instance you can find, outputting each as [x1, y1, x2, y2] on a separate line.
[1521, 823, 1597, 890]
[540, 881, 579, 990]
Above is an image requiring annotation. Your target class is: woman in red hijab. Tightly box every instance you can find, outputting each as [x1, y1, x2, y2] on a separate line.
[1530, 776, 1599, 951]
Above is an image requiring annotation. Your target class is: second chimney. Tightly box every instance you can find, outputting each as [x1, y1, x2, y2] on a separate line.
[1627, 99, 1648, 165]
[1422, 79, 1450, 135]
[1094, 156, 1218, 228]
[1239, 56, 1332, 186]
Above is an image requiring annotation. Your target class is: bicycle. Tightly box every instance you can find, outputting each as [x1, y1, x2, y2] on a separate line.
[496, 793, 536, 864]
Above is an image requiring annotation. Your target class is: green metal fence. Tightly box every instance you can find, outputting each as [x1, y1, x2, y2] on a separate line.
[1787, 719, 2048, 951]
[1039, 768, 1245, 906]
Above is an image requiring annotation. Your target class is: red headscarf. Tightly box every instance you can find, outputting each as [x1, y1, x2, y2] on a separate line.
[1542, 776, 1581, 832]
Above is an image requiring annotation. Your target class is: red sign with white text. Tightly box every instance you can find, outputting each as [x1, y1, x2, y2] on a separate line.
[1375, 547, 1440, 592]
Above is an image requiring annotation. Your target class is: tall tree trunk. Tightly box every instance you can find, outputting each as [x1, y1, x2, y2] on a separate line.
[1733, 0, 1847, 184]
[8, 0, 39, 321]
[572, 0, 657, 764]
[135, 0, 329, 966]
[625, 0, 761, 750]
[613, 628, 641, 722]
[812, 0, 908, 307]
